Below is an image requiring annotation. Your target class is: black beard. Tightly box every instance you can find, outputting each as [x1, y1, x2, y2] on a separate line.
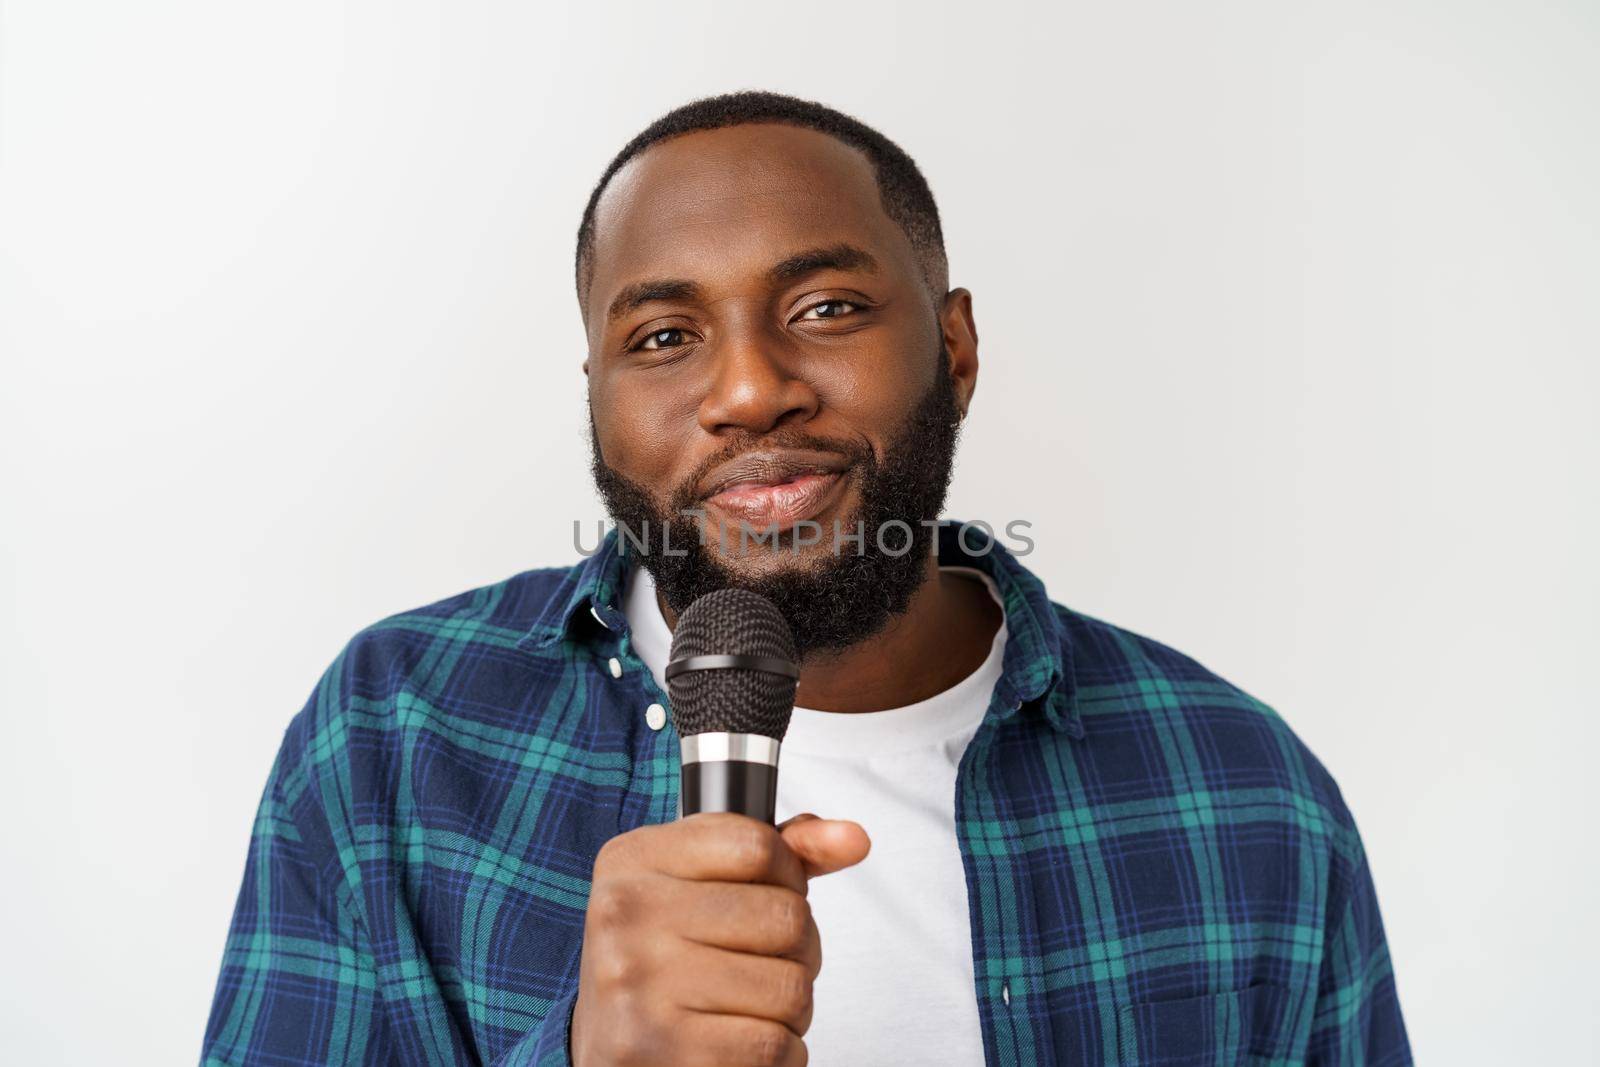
[588, 349, 962, 660]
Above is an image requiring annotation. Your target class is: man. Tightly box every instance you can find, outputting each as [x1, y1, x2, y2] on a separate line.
[203, 91, 1412, 1066]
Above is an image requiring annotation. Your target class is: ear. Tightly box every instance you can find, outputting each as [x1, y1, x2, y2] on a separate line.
[939, 288, 979, 417]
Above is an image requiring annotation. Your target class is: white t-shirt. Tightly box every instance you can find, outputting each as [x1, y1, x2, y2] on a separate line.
[623, 563, 1008, 1066]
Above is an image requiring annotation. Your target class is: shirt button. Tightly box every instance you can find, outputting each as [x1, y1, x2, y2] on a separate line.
[645, 703, 667, 731]
[1002, 982, 1011, 1006]
[608, 657, 622, 678]
[589, 604, 611, 630]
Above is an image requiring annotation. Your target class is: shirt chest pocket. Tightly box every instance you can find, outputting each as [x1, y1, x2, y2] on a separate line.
[1116, 980, 1298, 1065]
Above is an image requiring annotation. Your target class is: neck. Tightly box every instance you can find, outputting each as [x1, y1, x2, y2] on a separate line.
[654, 547, 1003, 713]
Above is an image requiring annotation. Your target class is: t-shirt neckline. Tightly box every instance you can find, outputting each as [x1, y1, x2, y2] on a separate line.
[622, 563, 1009, 757]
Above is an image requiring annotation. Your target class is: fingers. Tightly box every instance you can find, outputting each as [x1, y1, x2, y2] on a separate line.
[779, 816, 871, 879]
[678, 942, 815, 1036]
[675, 883, 821, 975]
[620, 814, 808, 895]
[603, 813, 869, 893]
[575, 815, 852, 1067]
[580, 1001, 809, 1067]
[679, 1013, 808, 1067]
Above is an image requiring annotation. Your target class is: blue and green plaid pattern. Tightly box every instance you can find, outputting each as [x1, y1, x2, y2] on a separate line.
[203, 520, 1410, 1065]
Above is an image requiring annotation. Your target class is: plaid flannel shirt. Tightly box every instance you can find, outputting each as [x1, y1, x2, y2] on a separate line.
[203, 520, 1411, 1065]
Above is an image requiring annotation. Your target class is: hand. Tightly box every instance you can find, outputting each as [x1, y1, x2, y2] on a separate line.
[570, 812, 871, 1066]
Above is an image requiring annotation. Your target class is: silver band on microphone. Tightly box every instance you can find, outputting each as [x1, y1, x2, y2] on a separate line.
[680, 732, 781, 767]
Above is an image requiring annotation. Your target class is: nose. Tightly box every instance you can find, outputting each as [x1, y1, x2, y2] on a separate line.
[696, 328, 819, 436]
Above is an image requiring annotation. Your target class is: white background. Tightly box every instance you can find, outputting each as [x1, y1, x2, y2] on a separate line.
[2, 2, 1595, 1063]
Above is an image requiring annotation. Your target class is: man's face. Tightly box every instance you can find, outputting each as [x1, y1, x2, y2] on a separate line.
[582, 122, 977, 654]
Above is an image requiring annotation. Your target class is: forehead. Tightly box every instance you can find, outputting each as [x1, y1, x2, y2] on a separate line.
[585, 124, 919, 323]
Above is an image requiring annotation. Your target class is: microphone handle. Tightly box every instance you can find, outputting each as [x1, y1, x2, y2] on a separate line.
[680, 760, 778, 823]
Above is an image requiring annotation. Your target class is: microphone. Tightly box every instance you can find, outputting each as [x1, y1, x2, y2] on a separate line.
[665, 587, 799, 824]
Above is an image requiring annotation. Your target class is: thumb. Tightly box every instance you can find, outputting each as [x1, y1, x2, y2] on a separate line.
[778, 813, 871, 879]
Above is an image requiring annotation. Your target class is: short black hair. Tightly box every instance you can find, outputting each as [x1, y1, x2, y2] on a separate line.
[574, 90, 948, 314]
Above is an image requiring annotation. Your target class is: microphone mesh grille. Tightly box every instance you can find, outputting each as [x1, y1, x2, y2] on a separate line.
[666, 588, 798, 740]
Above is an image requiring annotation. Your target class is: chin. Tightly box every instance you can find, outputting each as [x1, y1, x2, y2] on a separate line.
[702, 540, 839, 580]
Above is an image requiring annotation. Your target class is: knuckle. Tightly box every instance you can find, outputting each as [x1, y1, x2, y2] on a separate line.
[733, 822, 780, 875]
[743, 1020, 793, 1067]
[606, 1007, 658, 1065]
[594, 833, 631, 876]
[769, 893, 809, 950]
[578, 990, 654, 1066]
[771, 960, 812, 1021]
[588, 878, 636, 929]
[595, 947, 643, 992]
[598, 823, 661, 873]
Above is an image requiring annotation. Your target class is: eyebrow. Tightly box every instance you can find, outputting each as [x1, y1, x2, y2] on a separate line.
[605, 244, 881, 324]
[767, 243, 881, 283]
[606, 279, 702, 324]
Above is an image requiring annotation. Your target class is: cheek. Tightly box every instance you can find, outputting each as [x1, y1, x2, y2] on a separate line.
[590, 375, 698, 481]
[820, 344, 937, 447]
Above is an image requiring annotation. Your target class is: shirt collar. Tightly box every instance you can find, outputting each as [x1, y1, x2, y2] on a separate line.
[932, 521, 1082, 737]
[516, 527, 632, 650]
[516, 519, 1082, 738]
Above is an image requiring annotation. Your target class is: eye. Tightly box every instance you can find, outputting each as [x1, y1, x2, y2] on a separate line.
[635, 327, 690, 351]
[798, 299, 861, 321]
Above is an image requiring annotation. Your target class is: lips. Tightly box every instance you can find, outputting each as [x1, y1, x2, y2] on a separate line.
[706, 471, 846, 529]
[700, 450, 852, 532]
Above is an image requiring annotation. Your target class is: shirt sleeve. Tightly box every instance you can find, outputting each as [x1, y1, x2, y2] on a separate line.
[1306, 814, 1414, 1066]
[484, 990, 578, 1067]
[200, 688, 579, 1066]
[200, 739, 387, 1065]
